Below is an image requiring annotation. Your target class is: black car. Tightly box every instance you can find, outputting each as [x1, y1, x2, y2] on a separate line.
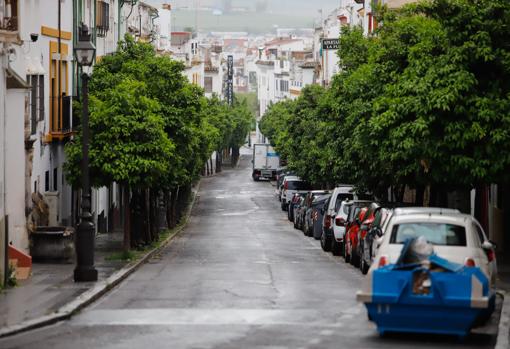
[312, 195, 331, 240]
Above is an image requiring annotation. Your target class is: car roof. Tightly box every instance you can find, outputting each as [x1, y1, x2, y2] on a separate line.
[393, 207, 461, 216]
[284, 176, 301, 181]
[343, 199, 372, 206]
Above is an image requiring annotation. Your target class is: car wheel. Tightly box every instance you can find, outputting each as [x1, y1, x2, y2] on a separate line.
[360, 255, 369, 275]
[331, 238, 341, 256]
[305, 225, 310, 236]
[321, 231, 331, 252]
[344, 240, 351, 263]
[351, 246, 360, 267]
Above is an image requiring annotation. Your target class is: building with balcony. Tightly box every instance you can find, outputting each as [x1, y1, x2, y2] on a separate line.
[0, 0, 24, 285]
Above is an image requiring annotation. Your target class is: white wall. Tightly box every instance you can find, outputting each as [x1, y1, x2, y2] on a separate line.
[5, 89, 28, 251]
[17, 0, 74, 229]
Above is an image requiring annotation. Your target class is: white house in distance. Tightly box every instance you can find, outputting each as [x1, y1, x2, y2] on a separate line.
[155, 3, 172, 52]
[171, 31, 204, 89]
[203, 43, 224, 98]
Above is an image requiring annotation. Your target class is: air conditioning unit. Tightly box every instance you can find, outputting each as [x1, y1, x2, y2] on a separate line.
[44, 192, 59, 226]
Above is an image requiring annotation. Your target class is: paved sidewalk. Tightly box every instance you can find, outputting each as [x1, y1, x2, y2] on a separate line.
[0, 232, 126, 329]
[495, 256, 510, 349]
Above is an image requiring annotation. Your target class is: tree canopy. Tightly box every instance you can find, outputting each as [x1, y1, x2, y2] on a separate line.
[260, 0, 510, 200]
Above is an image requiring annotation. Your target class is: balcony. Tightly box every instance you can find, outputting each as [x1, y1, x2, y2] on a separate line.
[0, 0, 20, 44]
[46, 95, 73, 142]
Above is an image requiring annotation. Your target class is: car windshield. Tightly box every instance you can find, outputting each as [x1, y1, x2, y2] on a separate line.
[287, 181, 311, 190]
[390, 223, 467, 246]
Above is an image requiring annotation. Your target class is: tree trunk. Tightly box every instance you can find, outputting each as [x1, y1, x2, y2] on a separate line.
[475, 185, 489, 232]
[216, 150, 222, 173]
[123, 185, 131, 252]
[164, 190, 171, 229]
[231, 147, 240, 167]
[168, 187, 179, 228]
[394, 185, 405, 203]
[415, 184, 425, 206]
[130, 189, 144, 247]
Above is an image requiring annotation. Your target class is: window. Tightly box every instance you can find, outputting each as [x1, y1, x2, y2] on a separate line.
[49, 41, 69, 135]
[280, 80, 289, 92]
[334, 194, 354, 212]
[286, 180, 311, 191]
[27, 74, 44, 134]
[204, 76, 213, 93]
[53, 167, 58, 191]
[44, 171, 50, 192]
[0, 0, 18, 31]
[473, 223, 486, 247]
[390, 223, 467, 246]
[96, 0, 110, 37]
[275, 79, 279, 91]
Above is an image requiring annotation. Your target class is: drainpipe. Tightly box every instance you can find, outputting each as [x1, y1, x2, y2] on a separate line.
[150, 11, 158, 43]
[58, 0, 62, 133]
[0, 45, 7, 286]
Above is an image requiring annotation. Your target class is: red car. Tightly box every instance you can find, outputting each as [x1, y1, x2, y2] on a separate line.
[355, 203, 380, 271]
[344, 206, 368, 267]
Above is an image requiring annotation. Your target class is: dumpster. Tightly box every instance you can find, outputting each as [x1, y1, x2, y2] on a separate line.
[357, 240, 495, 337]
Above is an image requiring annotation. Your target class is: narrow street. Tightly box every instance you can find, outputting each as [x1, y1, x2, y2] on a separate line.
[0, 153, 495, 349]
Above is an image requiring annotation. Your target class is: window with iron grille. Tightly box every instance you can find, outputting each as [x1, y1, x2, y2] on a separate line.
[27, 74, 45, 135]
[96, 0, 110, 37]
[0, 0, 18, 31]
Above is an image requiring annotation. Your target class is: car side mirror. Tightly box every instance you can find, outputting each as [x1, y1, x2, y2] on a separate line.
[335, 217, 345, 226]
[374, 227, 383, 238]
[482, 240, 496, 250]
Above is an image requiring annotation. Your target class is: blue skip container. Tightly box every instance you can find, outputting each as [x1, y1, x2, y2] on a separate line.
[357, 255, 495, 338]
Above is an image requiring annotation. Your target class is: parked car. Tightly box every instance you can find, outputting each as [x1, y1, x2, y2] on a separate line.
[370, 207, 497, 287]
[359, 207, 390, 274]
[303, 191, 330, 236]
[276, 171, 295, 201]
[327, 200, 372, 255]
[320, 186, 354, 252]
[280, 177, 311, 211]
[311, 195, 332, 240]
[355, 203, 380, 270]
[344, 206, 369, 266]
[288, 192, 306, 222]
[293, 196, 307, 230]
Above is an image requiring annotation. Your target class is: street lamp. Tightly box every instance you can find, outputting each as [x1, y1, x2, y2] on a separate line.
[73, 23, 97, 282]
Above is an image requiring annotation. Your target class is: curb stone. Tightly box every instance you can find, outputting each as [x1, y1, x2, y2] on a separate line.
[0, 182, 201, 339]
[496, 290, 510, 349]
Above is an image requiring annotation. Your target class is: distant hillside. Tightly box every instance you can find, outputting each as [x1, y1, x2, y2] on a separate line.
[171, 9, 316, 33]
[146, 0, 338, 32]
[148, 0, 337, 15]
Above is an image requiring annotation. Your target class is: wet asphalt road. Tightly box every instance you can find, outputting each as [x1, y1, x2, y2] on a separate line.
[0, 153, 495, 348]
